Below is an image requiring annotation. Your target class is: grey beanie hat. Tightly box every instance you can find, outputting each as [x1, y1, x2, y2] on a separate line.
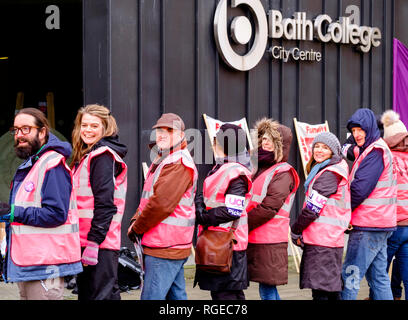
[312, 132, 341, 157]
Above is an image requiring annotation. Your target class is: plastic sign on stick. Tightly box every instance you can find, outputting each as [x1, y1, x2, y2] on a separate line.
[293, 118, 329, 178]
[203, 114, 253, 157]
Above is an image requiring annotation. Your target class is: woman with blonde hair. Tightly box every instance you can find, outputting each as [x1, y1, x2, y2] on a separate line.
[71, 104, 128, 300]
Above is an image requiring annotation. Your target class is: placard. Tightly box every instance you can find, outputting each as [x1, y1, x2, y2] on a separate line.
[203, 114, 253, 156]
[293, 118, 329, 178]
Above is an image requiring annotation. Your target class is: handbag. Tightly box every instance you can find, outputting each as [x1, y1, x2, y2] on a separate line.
[195, 220, 239, 274]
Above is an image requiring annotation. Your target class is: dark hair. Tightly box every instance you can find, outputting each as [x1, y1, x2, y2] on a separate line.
[215, 123, 248, 156]
[15, 108, 50, 141]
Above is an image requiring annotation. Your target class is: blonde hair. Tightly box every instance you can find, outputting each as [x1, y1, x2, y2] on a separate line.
[71, 104, 118, 167]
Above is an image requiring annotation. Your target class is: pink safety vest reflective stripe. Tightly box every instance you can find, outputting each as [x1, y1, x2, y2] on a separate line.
[353, 146, 360, 159]
[11, 151, 81, 267]
[302, 160, 351, 248]
[247, 163, 300, 244]
[201, 162, 252, 251]
[391, 151, 408, 222]
[73, 146, 127, 250]
[350, 138, 397, 228]
[138, 148, 198, 249]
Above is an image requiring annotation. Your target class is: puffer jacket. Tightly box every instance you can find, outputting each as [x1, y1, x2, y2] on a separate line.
[247, 120, 297, 286]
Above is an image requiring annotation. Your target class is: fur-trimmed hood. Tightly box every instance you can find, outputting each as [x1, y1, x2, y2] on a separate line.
[252, 118, 284, 162]
[277, 124, 293, 163]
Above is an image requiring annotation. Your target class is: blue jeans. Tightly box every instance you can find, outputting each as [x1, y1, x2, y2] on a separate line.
[391, 258, 403, 298]
[141, 255, 188, 300]
[341, 230, 393, 300]
[387, 226, 408, 300]
[259, 283, 280, 300]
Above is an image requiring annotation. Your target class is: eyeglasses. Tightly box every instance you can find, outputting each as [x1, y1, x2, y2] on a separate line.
[9, 126, 40, 136]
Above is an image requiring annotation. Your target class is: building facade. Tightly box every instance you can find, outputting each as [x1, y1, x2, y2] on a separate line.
[2, 0, 408, 246]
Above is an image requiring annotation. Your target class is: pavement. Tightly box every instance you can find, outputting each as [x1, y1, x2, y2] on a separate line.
[0, 256, 375, 300]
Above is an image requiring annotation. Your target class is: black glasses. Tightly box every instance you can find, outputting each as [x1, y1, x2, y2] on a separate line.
[9, 126, 40, 136]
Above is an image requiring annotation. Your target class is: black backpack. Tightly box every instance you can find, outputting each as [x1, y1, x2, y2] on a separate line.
[118, 247, 143, 292]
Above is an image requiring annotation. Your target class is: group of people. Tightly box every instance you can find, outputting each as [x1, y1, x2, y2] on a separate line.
[126, 106, 407, 301]
[292, 108, 407, 301]
[1, 104, 407, 301]
[1, 105, 127, 300]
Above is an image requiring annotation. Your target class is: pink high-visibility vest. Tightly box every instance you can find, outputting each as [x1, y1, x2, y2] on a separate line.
[391, 151, 408, 222]
[302, 160, 351, 248]
[201, 162, 252, 251]
[73, 146, 127, 250]
[350, 138, 397, 228]
[138, 148, 198, 250]
[11, 151, 81, 266]
[247, 163, 299, 244]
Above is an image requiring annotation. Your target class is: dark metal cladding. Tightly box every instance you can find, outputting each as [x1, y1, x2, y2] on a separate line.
[81, 0, 406, 247]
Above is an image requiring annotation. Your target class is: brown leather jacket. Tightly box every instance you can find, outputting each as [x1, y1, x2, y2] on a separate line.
[130, 140, 194, 259]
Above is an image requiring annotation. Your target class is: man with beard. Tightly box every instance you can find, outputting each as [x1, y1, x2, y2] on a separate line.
[0, 108, 82, 300]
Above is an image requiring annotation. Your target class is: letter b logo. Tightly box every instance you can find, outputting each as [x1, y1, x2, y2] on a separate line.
[214, 0, 268, 71]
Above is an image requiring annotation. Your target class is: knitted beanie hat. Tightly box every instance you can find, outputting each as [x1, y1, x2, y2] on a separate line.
[312, 132, 341, 157]
[215, 123, 248, 156]
[381, 110, 407, 139]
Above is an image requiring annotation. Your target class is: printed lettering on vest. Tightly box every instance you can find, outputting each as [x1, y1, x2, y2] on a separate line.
[201, 162, 252, 251]
[225, 194, 245, 217]
[302, 160, 351, 248]
[306, 190, 328, 214]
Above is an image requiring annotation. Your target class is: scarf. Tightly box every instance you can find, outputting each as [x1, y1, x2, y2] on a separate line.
[257, 148, 276, 166]
[303, 159, 330, 192]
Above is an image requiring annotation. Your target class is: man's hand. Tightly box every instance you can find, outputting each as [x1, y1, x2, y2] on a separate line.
[127, 209, 143, 242]
[127, 220, 143, 243]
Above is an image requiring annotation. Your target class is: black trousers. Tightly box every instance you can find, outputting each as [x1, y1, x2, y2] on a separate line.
[312, 289, 342, 301]
[211, 290, 246, 300]
[77, 248, 120, 300]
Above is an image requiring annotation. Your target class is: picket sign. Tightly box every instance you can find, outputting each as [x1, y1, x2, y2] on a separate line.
[142, 162, 149, 180]
[293, 118, 330, 178]
[203, 114, 253, 157]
